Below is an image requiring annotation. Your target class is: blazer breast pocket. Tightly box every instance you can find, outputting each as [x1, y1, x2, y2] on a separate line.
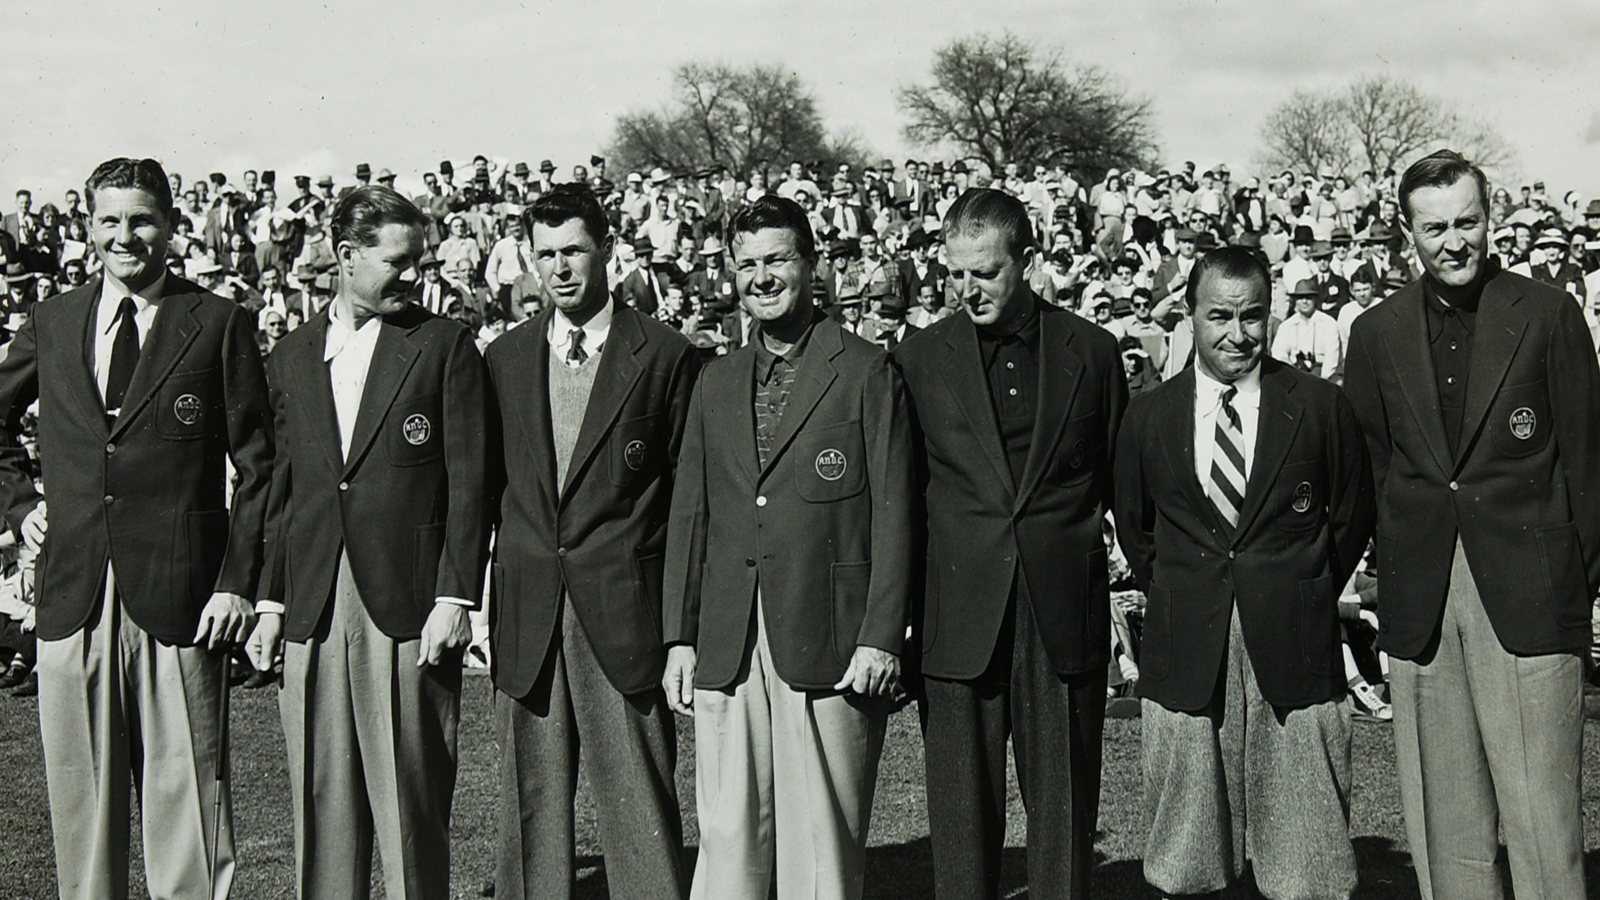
[156, 367, 220, 440]
[385, 392, 444, 467]
[1048, 412, 1100, 487]
[1274, 459, 1326, 532]
[610, 413, 663, 488]
[1491, 380, 1551, 459]
[794, 420, 867, 502]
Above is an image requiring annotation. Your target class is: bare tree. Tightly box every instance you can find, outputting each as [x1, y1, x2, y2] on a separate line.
[609, 63, 869, 177]
[897, 32, 1158, 179]
[1259, 89, 1353, 177]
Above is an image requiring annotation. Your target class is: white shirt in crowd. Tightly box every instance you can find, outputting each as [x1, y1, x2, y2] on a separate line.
[485, 236, 533, 293]
[1271, 310, 1343, 381]
[1193, 361, 1261, 486]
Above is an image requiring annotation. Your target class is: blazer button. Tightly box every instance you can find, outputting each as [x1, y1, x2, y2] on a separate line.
[756, 495, 767, 507]
[103, 494, 114, 506]
[1449, 481, 1459, 491]
[1228, 550, 1236, 560]
[105, 443, 115, 455]
[557, 547, 568, 558]
[745, 557, 756, 567]
[338, 481, 349, 492]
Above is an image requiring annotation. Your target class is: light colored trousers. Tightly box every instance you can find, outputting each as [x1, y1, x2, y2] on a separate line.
[689, 601, 888, 900]
[280, 553, 461, 900]
[1391, 539, 1586, 900]
[37, 565, 234, 900]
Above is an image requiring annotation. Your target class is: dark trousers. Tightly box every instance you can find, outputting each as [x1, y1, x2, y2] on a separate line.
[0, 617, 34, 664]
[919, 582, 1107, 900]
[495, 600, 686, 900]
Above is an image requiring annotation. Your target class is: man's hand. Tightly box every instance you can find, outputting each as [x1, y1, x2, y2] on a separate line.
[662, 645, 697, 716]
[418, 603, 471, 667]
[20, 501, 45, 552]
[245, 612, 283, 672]
[193, 592, 255, 651]
[834, 645, 901, 698]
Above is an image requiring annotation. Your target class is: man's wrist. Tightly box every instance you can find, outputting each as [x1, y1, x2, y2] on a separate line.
[255, 601, 286, 616]
[435, 596, 474, 609]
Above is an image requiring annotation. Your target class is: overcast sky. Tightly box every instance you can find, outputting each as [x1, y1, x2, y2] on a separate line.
[3, 0, 1596, 203]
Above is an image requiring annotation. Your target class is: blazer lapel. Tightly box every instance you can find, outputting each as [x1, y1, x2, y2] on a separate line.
[65, 282, 107, 424]
[560, 307, 646, 502]
[341, 318, 421, 478]
[726, 346, 760, 485]
[287, 313, 344, 476]
[938, 313, 1015, 498]
[759, 317, 841, 479]
[1379, 287, 1453, 479]
[507, 308, 559, 510]
[111, 282, 202, 440]
[1231, 363, 1303, 541]
[1457, 278, 1527, 468]
[1159, 368, 1227, 537]
[1015, 306, 1082, 508]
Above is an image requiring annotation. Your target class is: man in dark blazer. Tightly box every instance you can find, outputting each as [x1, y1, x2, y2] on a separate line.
[896, 230, 948, 302]
[1115, 247, 1374, 900]
[0, 158, 272, 899]
[246, 186, 490, 900]
[614, 237, 662, 315]
[485, 185, 698, 900]
[1343, 150, 1599, 900]
[893, 189, 1126, 900]
[662, 195, 913, 900]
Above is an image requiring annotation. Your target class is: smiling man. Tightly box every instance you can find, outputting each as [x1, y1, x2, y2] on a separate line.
[663, 194, 913, 900]
[484, 183, 698, 900]
[893, 189, 1127, 900]
[246, 185, 491, 900]
[1344, 150, 1600, 900]
[0, 157, 273, 900]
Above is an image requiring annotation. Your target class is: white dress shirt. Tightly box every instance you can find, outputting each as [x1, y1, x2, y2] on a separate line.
[95, 272, 167, 409]
[1193, 362, 1262, 487]
[1271, 310, 1343, 380]
[548, 298, 613, 366]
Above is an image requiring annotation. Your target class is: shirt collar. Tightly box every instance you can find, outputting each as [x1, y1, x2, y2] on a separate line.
[976, 303, 1041, 366]
[549, 297, 614, 350]
[754, 309, 820, 382]
[99, 272, 167, 334]
[1194, 359, 1262, 411]
[324, 303, 382, 362]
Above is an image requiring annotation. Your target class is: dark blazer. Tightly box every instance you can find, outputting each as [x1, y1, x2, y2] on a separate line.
[896, 258, 947, 303]
[1344, 267, 1600, 658]
[259, 304, 492, 642]
[1114, 360, 1374, 710]
[893, 300, 1127, 680]
[485, 304, 699, 698]
[664, 313, 914, 690]
[1313, 273, 1351, 313]
[615, 267, 660, 316]
[688, 268, 739, 316]
[0, 276, 273, 644]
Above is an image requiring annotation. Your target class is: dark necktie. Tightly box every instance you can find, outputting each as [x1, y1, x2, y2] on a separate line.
[1208, 386, 1246, 527]
[566, 327, 587, 366]
[105, 297, 140, 414]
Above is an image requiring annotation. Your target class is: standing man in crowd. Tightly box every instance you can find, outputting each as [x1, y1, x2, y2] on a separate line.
[246, 185, 491, 900]
[1115, 247, 1374, 900]
[0, 157, 272, 899]
[894, 188, 1126, 900]
[662, 195, 913, 900]
[486, 184, 697, 899]
[1344, 149, 1598, 900]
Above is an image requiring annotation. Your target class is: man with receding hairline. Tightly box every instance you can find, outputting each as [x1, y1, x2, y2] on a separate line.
[1345, 149, 1598, 899]
[894, 188, 1127, 900]
[0, 156, 273, 900]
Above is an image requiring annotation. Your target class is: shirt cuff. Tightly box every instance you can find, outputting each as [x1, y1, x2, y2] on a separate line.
[435, 596, 474, 608]
[255, 601, 286, 616]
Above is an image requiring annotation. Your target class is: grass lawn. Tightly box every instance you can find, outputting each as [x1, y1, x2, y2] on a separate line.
[4, 673, 1600, 898]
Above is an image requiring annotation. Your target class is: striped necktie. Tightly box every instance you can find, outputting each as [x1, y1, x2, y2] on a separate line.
[1209, 386, 1247, 527]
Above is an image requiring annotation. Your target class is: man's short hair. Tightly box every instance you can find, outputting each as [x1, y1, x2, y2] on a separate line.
[942, 188, 1037, 259]
[85, 158, 173, 218]
[728, 195, 817, 261]
[1184, 246, 1272, 312]
[329, 185, 427, 249]
[1397, 149, 1489, 223]
[15, 189, 29, 198]
[524, 183, 609, 246]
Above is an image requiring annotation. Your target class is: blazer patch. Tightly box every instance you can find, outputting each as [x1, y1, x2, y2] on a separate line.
[173, 393, 203, 425]
[402, 413, 432, 446]
[1291, 481, 1314, 514]
[624, 439, 648, 471]
[1509, 406, 1536, 441]
[815, 448, 848, 482]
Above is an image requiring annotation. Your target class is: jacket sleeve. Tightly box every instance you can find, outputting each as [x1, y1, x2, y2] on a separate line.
[1112, 397, 1156, 593]
[1326, 388, 1376, 591]
[434, 326, 492, 605]
[255, 350, 292, 608]
[215, 302, 275, 599]
[1341, 319, 1391, 501]
[1547, 295, 1600, 591]
[0, 314, 42, 536]
[854, 353, 915, 656]
[662, 376, 709, 647]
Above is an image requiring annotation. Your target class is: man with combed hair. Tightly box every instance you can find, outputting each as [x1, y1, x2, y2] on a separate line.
[1344, 149, 1599, 899]
[0, 157, 272, 900]
[892, 188, 1127, 900]
[246, 185, 491, 900]
[486, 183, 698, 899]
[662, 194, 913, 900]
[1116, 247, 1374, 900]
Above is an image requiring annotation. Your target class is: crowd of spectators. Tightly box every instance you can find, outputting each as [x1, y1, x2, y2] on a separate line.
[1, 151, 1598, 709]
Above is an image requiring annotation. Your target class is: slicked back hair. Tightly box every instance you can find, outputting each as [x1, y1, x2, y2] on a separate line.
[329, 185, 428, 249]
[942, 188, 1036, 259]
[1398, 149, 1489, 223]
[729, 195, 816, 261]
[85, 158, 173, 218]
[525, 182, 609, 246]
[1184, 246, 1272, 312]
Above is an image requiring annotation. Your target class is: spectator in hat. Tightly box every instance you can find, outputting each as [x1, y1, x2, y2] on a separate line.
[1351, 223, 1412, 288]
[865, 282, 918, 349]
[484, 213, 533, 320]
[1515, 227, 1587, 304]
[1489, 226, 1518, 269]
[1308, 241, 1351, 315]
[1152, 228, 1201, 306]
[897, 229, 948, 303]
[375, 168, 396, 188]
[614, 236, 663, 316]
[1272, 278, 1342, 380]
[688, 236, 737, 322]
[1329, 227, 1362, 280]
[3, 264, 35, 313]
[1281, 224, 1318, 289]
[438, 214, 482, 276]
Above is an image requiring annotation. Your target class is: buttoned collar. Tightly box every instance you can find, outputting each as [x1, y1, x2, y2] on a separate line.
[1194, 359, 1262, 414]
[548, 297, 614, 353]
[323, 302, 382, 362]
[97, 272, 167, 335]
